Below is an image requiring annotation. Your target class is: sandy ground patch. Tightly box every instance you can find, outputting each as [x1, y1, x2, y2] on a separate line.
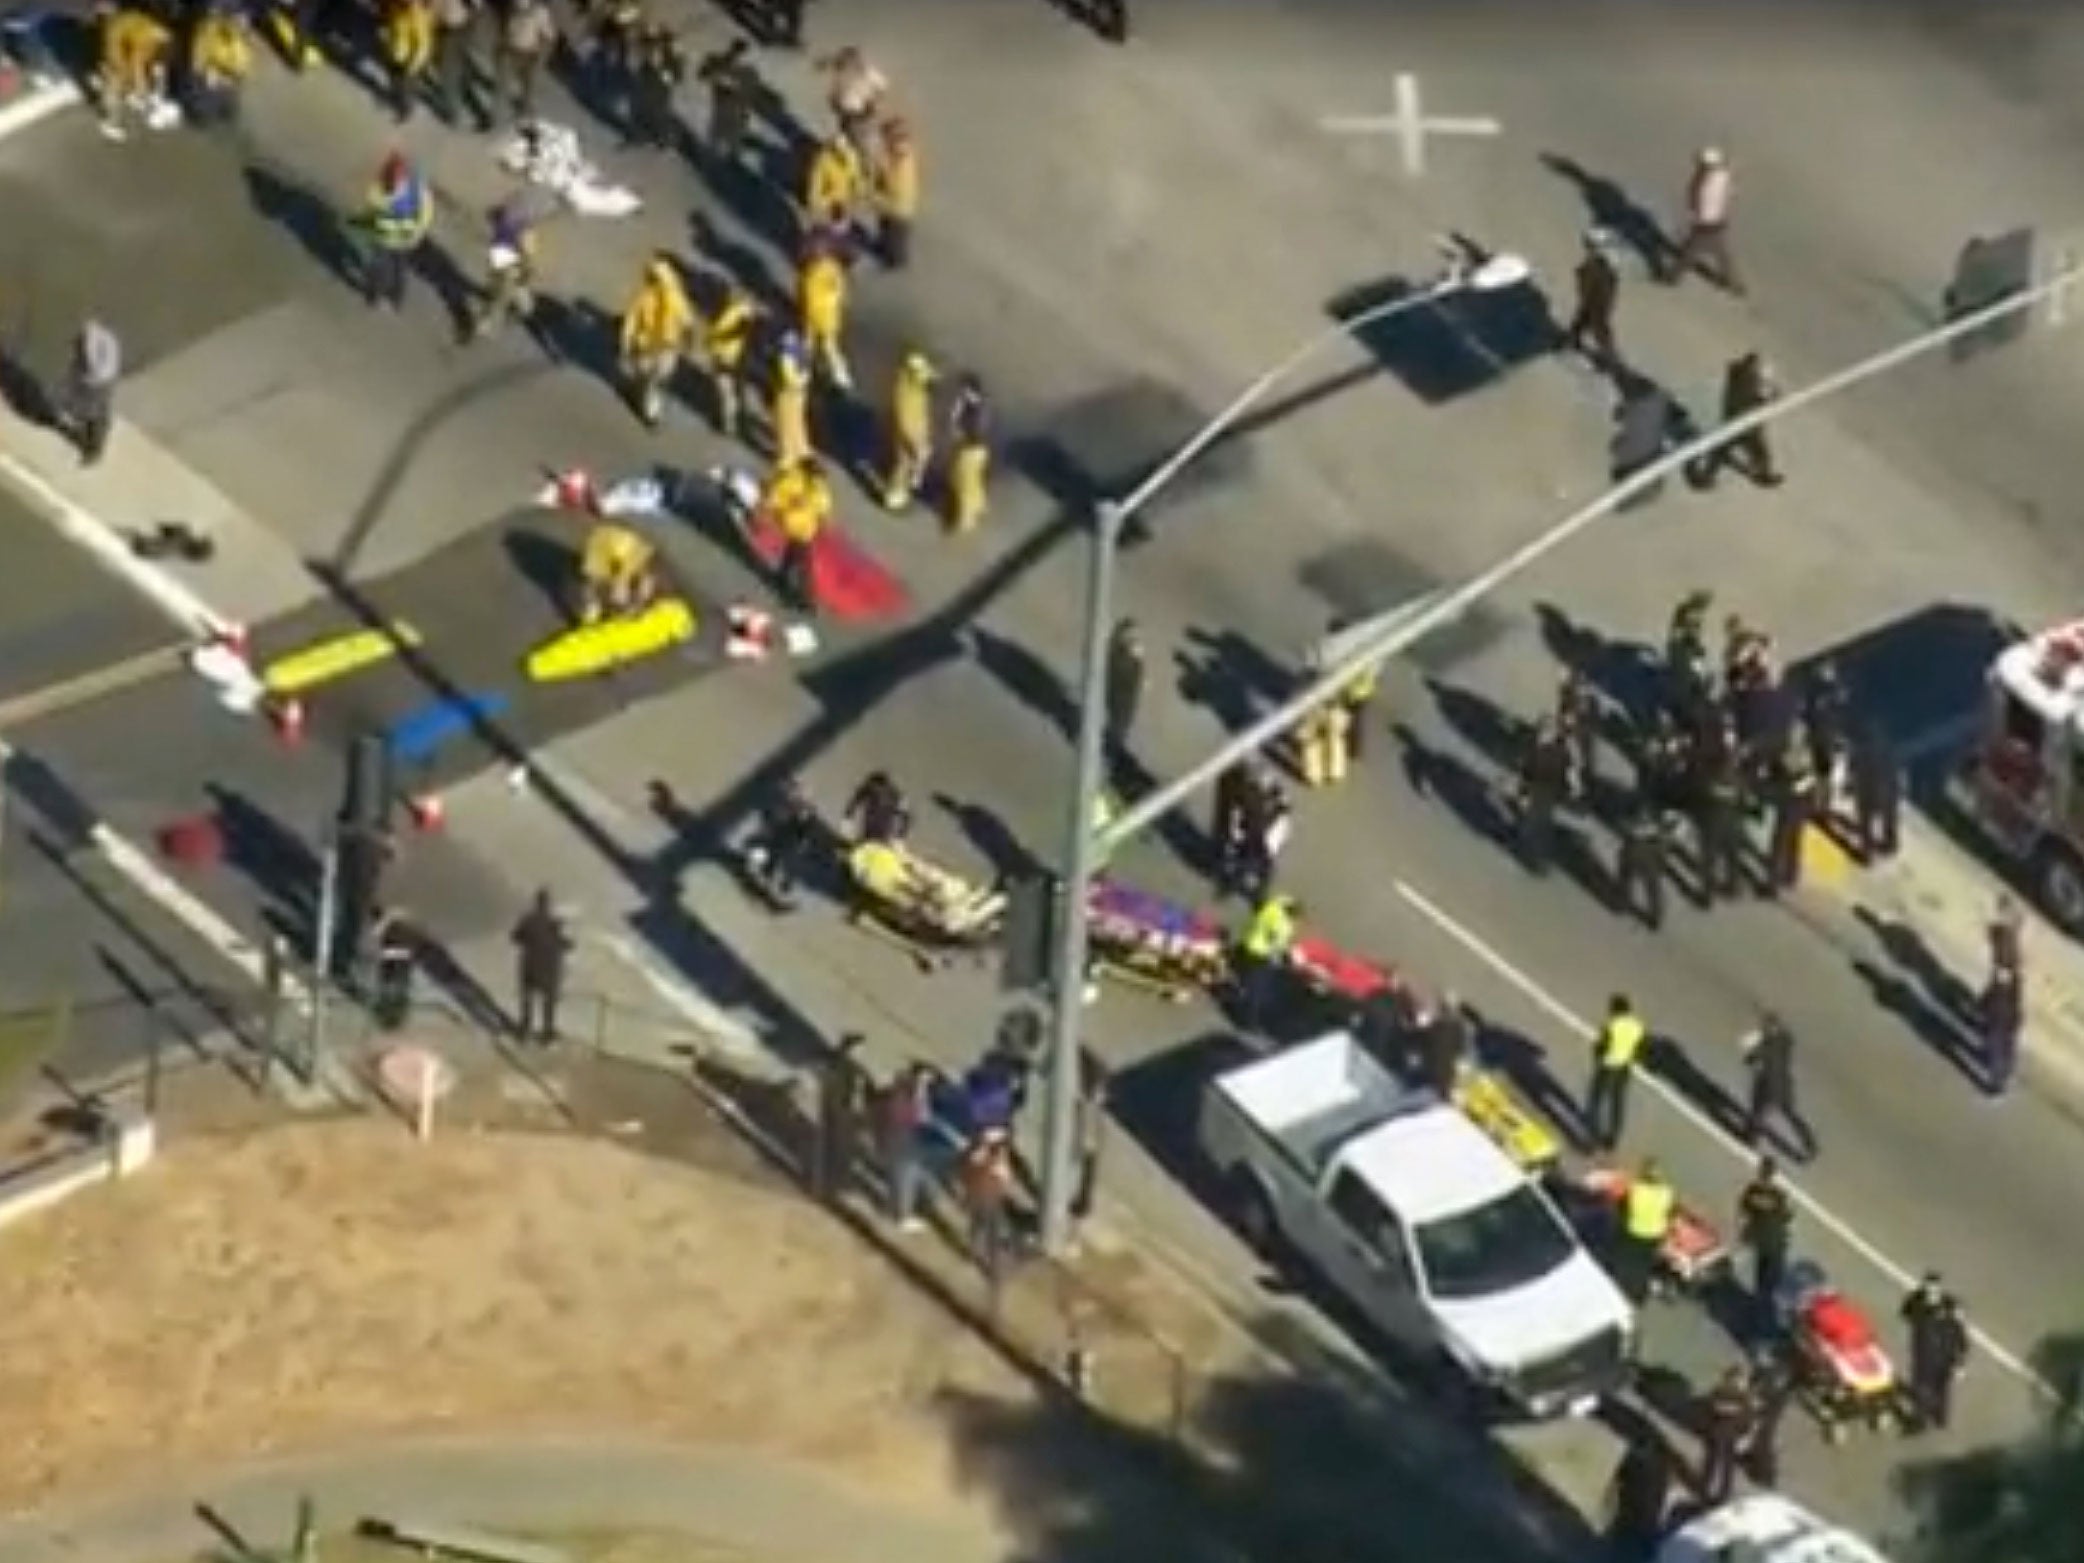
[0, 1123, 1030, 1514]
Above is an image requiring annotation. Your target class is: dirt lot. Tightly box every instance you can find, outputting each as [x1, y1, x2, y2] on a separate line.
[0, 1120, 1032, 1516]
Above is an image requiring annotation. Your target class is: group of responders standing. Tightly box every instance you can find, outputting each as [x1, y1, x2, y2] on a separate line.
[1518, 590, 1902, 927]
[87, 0, 1000, 586]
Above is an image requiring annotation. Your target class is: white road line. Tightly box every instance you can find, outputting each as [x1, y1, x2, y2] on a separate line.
[595, 932, 766, 1062]
[0, 452, 229, 641]
[0, 80, 82, 143]
[1392, 875, 2056, 1399]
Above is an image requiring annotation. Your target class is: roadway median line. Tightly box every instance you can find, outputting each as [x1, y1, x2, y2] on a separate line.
[1390, 875, 2055, 1402]
[0, 643, 186, 730]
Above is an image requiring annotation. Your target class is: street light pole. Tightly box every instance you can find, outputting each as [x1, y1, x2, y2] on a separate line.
[1033, 249, 1535, 1255]
[1093, 256, 2084, 860]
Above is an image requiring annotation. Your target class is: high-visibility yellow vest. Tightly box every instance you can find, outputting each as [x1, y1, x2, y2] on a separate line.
[1242, 898, 1295, 960]
[1625, 1178, 1675, 1241]
[1598, 1014, 1645, 1070]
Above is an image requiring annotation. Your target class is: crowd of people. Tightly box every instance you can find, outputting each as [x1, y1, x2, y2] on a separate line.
[67, 0, 996, 608]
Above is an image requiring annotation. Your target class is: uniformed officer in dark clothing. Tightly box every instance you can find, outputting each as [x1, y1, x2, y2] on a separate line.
[511, 887, 571, 1044]
[1603, 1432, 1674, 1556]
[1690, 352, 1786, 489]
[1981, 969, 2023, 1099]
[1849, 724, 1901, 861]
[814, 1031, 868, 1202]
[1766, 747, 1817, 893]
[1803, 662, 1851, 799]
[748, 777, 819, 907]
[1665, 591, 1712, 684]
[626, 24, 685, 152]
[696, 36, 755, 163]
[1901, 1274, 1970, 1433]
[1213, 761, 1255, 896]
[1517, 720, 1570, 874]
[1419, 994, 1471, 1098]
[1736, 1156, 1793, 1318]
[1637, 714, 1693, 817]
[1555, 668, 1600, 801]
[1614, 804, 1669, 931]
[1103, 618, 1146, 753]
[845, 770, 910, 844]
[1698, 763, 1746, 904]
[1744, 1353, 1799, 1488]
[1564, 228, 1621, 369]
[1742, 1012, 1814, 1159]
[1699, 1367, 1758, 1504]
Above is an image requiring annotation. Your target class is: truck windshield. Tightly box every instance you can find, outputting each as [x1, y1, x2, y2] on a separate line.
[1414, 1186, 1575, 1301]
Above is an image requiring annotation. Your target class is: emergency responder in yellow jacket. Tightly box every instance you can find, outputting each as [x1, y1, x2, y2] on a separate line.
[1341, 660, 1379, 764]
[762, 456, 833, 610]
[619, 255, 696, 427]
[881, 350, 936, 511]
[797, 239, 852, 390]
[700, 284, 757, 439]
[768, 328, 813, 468]
[872, 115, 919, 269]
[383, 0, 437, 122]
[578, 521, 659, 622]
[98, 5, 172, 136]
[1620, 1158, 1675, 1303]
[803, 134, 863, 234]
[185, 4, 252, 126]
[945, 373, 991, 534]
[1234, 892, 1298, 1033]
[1585, 992, 1647, 1152]
[1298, 699, 1353, 790]
[362, 151, 433, 311]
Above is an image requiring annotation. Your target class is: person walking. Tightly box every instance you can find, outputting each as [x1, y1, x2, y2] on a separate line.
[1664, 146, 1742, 293]
[626, 25, 687, 153]
[695, 36, 756, 166]
[1564, 227, 1621, 368]
[1741, 1011, 1815, 1158]
[944, 373, 992, 533]
[1690, 352, 1785, 490]
[961, 1127, 1017, 1280]
[467, 194, 539, 342]
[1298, 700, 1352, 789]
[618, 254, 696, 426]
[492, 0, 555, 126]
[761, 456, 833, 611]
[428, 0, 478, 128]
[184, 2, 254, 127]
[1736, 1156, 1793, 1324]
[1981, 966, 2023, 1099]
[797, 235, 853, 389]
[1619, 1157, 1674, 1304]
[1901, 1274, 1970, 1433]
[1585, 993, 1647, 1151]
[61, 317, 122, 467]
[510, 887, 570, 1043]
[1234, 892, 1298, 1034]
[880, 349, 937, 511]
[1698, 1366, 1758, 1503]
[381, 0, 435, 122]
[698, 281, 756, 439]
[814, 1032, 868, 1202]
[1849, 721, 1901, 862]
[359, 151, 432, 312]
[1614, 803, 1669, 931]
[1418, 993, 1471, 1099]
[1989, 894, 2025, 985]
[769, 328, 814, 468]
[1071, 1052, 1110, 1222]
[879, 1061, 935, 1231]
[1103, 619, 1146, 754]
[1603, 1432, 1675, 1557]
[871, 115, 921, 269]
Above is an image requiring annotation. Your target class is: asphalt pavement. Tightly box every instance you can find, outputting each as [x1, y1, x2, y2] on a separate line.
[2, 0, 2084, 1550]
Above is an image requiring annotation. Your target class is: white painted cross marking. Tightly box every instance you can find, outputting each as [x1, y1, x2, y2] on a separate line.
[1320, 72, 1503, 178]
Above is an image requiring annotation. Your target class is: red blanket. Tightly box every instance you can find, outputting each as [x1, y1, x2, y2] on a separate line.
[749, 515, 909, 622]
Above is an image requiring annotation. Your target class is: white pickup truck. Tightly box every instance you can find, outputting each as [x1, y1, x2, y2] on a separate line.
[1658, 1495, 1894, 1563]
[1197, 1032, 1634, 1417]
